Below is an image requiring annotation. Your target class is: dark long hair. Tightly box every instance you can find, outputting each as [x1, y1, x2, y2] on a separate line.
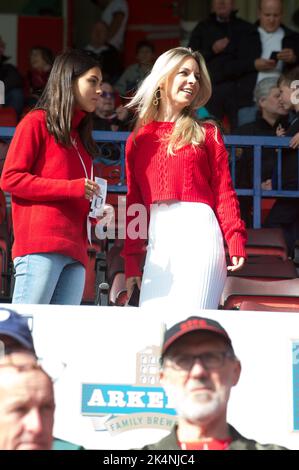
[36, 49, 101, 156]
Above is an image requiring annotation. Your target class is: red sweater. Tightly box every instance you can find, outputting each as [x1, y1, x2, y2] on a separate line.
[123, 121, 247, 278]
[1, 109, 92, 267]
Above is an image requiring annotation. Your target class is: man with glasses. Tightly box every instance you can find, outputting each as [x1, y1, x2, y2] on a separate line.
[142, 316, 285, 450]
[93, 81, 130, 132]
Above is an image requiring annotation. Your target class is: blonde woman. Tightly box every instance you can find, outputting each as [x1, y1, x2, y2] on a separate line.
[123, 47, 246, 310]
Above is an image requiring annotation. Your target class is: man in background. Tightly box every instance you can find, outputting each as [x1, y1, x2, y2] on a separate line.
[0, 307, 83, 450]
[188, 0, 254, 129]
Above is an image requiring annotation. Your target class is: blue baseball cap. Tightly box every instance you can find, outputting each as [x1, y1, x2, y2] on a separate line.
[0, 308, 35, 354]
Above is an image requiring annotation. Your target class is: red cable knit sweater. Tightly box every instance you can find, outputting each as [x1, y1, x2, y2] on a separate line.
[123, 121, 247, 278]
[1, 109, 92, 268]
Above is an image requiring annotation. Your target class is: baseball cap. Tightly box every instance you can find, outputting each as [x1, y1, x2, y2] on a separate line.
[0, 308, 35, 354]
[162, 316, 233, 357]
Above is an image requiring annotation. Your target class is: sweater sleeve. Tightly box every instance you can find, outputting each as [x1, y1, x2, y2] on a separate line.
[122, 132, 147, 278]
[1, 114, 85, 201]
[205, 125, 247, 259]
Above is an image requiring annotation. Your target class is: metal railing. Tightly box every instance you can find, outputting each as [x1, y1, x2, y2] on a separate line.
[226, 135, 299, 227]
[1, 128, 299, 229]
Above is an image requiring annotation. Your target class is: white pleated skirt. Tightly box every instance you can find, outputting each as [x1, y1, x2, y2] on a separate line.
[140, 201, 227, 311]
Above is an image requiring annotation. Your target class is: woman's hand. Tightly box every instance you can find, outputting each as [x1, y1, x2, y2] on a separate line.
[126, 276, 142, 299]
[85, 178, 99, 200]
[227, 256, 245, 272]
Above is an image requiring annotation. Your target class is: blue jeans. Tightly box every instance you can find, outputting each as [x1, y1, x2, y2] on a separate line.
[13, 253, 86, 305]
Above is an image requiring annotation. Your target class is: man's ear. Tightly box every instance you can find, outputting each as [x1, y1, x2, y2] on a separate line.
[232, 360, 241, 387]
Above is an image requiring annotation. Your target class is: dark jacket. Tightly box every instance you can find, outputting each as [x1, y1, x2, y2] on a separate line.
[0, 55, 23, 92]
[223, 24, 299, 108]
[188, 11, 255, 85]
[274, 112, 299, 190]
[141, 424, 287, 450]
[234, 115, 289, 186]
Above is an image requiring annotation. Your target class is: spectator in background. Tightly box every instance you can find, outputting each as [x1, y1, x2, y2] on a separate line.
[85, 21, 122, 83]
[93, 81, 130, 131]
[188, 0, 254, 129]
[233, 77, 288, 225]
[115, 41, 155, 98]
[233, 0, 299, 126]
[264, 67, 299, 257]
[142, 316, 286, 450]
[91, 0, 129, 50]
[93, 81, 131, 166]
[26, 46, 54, 107]
[0, 35, 24, 119]
[0, 307, 84, 450]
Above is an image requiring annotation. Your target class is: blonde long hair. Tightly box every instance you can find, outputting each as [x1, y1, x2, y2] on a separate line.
[127, 47, 213, 154]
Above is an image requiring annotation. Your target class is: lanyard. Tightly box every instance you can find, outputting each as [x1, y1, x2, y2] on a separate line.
[71, 136, 93, 245]
[71, 137, 93, 181]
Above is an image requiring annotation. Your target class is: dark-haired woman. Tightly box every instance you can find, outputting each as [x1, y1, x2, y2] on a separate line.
[1, 50, 102, 304]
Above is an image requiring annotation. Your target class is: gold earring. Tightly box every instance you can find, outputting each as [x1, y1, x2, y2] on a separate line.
[153, 89, 160, 106]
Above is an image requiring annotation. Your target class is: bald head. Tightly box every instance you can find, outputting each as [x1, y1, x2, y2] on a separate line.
[259, 0, 283, 32]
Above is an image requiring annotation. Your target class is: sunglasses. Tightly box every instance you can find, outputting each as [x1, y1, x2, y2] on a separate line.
[101, 91, 114, 99]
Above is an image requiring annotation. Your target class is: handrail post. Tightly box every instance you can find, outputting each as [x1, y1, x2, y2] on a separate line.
[253, 145, 262, 228]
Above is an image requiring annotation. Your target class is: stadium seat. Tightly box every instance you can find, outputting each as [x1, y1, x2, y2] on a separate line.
[221, 277, 299, 310]
[228, 255, 297, 281]
[245, 228, 288, 259]
[261, 198, 276, 224]
[0, 107, 17, 127]
[238, 300, 299, 313]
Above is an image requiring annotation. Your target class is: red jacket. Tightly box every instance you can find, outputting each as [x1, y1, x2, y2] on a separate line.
[123, 121, 247, 278]
[1, 109, 92, 267]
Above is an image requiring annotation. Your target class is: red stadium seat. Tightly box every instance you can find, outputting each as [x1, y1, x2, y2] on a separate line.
[238, 300, 299, 313]
[0, 107, 17, 127]
[245, 228, 288, 259]
[221, 277, 299, 310]
[228, 255, 297, 281]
